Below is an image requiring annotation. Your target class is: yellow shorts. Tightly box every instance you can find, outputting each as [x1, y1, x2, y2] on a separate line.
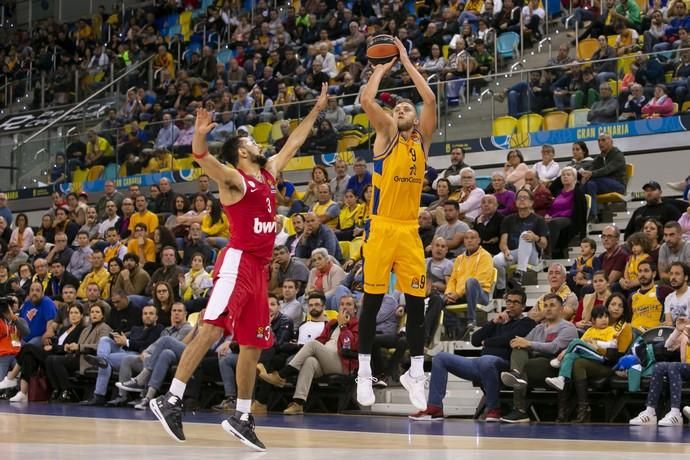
[362, 216, 426, 297]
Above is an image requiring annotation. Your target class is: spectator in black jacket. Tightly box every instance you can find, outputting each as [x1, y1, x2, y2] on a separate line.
[81, 304, 163, 406]
[45, 259, 80, 301]
[623, 181, 681, 240]
[303, 119, 338, 155]
[107, 288, 143, 334]
[409, 289, 536, 421]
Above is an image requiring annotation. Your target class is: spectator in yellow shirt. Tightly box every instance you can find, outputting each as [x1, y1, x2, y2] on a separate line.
[201, 199, 230, 249]
[77, 251, 109, 299]
[335, 189, 364, 241]
[129, 195, 159, 237]
[153, 45, 175, 79]
[85, 129, 114, 167]
[127, 223, 156, 264]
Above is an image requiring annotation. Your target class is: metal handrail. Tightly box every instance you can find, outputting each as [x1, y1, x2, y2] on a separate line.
[15, 53, 155, 150]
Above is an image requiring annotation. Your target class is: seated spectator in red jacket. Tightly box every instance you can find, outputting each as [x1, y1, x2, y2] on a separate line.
[641, 84, 675, 118]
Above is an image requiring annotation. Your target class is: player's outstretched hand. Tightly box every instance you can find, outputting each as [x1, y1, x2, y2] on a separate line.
[195, 108, 217, 136]
[314, 82, 329, 112]
[393, 37, 410, 63]
[372, 57, 397, 74]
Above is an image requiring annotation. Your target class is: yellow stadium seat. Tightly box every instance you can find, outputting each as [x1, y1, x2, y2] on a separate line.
[542, 111, 568, 131]
[271, 120, 285, 142]
[345, 114, 352, 124]
[442, 45, 449, 60]
[324, 310, 339, 320]
[617, 54, 636, 76]
[673, 102, 679, 114]
[118, 163, 127, 177]
[568, 108, 590, 127]
[87, 165, 104, 181]
[288, 119, 299, 133]
[350, 237, 364, 261]
[517, 113, 543, 134]
[608, 79, 621, 96]
[665, 71, 674, 83]
[337, 135, 361, 152]
[607, 35, 617, 47]
[72, 168, 89, 184]
[492, 115, 517, 136]
[243, 124, 254, 136]
[282, 215, 296, 235]
[173, 156, 195, 170]
[187, 312, 200, 326]
[293, 190, 305, 200]
[597, 163, 634, 204]
[252, 122, 273, 144]
[352, 113, 370, 130]
[339, 241, 351, 260]
[682, 101, 690, 112]
[577, 38, 599, 60]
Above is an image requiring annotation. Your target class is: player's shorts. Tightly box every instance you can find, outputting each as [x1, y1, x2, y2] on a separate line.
[362, 215, 426, 297]
[203, 247, 273, 349]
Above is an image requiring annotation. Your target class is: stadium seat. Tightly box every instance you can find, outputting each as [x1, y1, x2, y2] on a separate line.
[349, 237, 364, 261]
[442, 45, 449, 59]
[252, 122, 273, 144]
[673, 102, 679, 114]
[173, 156, 195, 170]
[682, 101, 690, 112]
[87, 165, 104, 181]
[606, 35, 617, 47]
[617, 54, 636, 77]
[324, 310, 339, 319]
[72, 168, 89, 184]
[542, 111, 568, 130]
[271, 120, 284, 141]
[577, 38, 599, 60]
[282, 215, 296, 235]
[352, 113, 370, 130]
[339, 241, 351, 260]
[187, 312, 200, 326]
[492, 115, 517, 136]
[337, 134, 362, 152]
[568, 108, 590, 127]
[288, 118, 299, 133]
[517, 113, 543, 134]
[608, 79, 621, 96]
[496, 32, 520, 60]
[597, 163, 634, 205]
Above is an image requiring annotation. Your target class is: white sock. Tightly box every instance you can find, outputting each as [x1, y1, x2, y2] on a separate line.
[409, 356, 424, 379]
[669, 407, 681, 416]
[169, 378, 186, 399]
[358, 354, 372, 377]
[645, 406, 656, 416]
[236, 398, 251, 414]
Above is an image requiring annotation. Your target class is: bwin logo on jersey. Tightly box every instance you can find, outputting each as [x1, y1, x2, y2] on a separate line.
[253, 218, 277, 234]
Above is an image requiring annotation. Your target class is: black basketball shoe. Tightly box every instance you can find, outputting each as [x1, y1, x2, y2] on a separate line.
[150, 392, 185, 442]
[221, 413, 266, 452]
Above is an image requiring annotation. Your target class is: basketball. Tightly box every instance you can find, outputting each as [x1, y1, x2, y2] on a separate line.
[366, 34, 398, 65]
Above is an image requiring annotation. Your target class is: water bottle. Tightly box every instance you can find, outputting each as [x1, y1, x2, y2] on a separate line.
[342, 336, 351, 351]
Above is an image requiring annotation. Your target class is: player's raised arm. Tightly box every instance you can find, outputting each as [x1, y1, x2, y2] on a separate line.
[393, 37, 436, 149]
[191, 108, 243, 188]
[360, 58, 398, 150]
[266, 83, 329, 177]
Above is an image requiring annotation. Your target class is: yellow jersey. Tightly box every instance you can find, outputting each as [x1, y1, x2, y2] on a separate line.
[371, 129, 426, 222]
[631, 287, 664, 330]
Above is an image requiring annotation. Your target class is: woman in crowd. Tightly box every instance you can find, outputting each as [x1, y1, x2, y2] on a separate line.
[44, 304, 111, 402]
[567, 141, 593, 171]
[642, 218, 663, 267]
[201, 198, 230, 250]
[152, 281, 175, 326]
[305, 248, 346, 307]
[17, 264, 33, 294]
[504, 149, 529, 189]
[641, 84, 675, 118]
[553, 292, 633, 423]
[289, 165, 329, 215]
[9, 304, 84, 403]
[490, 171, 516, 216]
[335, 189, 364, 242]
[573, 271, 611, 328]
[546, 166, 588, 259]
[179, 253, 213, 314]
[10, 214, 34, 253]
[0, 297, 27, 389]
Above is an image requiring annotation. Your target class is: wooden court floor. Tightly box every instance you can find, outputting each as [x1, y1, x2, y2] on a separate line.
[1, 404, 690, 459]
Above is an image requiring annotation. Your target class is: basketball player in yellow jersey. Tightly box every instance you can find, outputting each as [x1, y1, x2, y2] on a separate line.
[356, 37, 437, 410]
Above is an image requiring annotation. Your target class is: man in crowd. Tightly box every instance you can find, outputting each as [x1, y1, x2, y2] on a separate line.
[623, 181, 681, 239]
[659, 221, 690, 281]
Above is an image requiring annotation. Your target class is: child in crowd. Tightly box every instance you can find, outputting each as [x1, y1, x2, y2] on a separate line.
[545, 306, 618, 391]
[567, 237, 597, 298]
[619, 232, 651, 292]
